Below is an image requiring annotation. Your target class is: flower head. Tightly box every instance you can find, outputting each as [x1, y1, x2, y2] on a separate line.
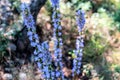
[51, 0, 59, 7]
[76, 10, 85, 32]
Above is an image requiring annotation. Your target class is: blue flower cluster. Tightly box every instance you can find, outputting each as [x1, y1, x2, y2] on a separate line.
[76, 10, 85, 32]
[51, 0, 64, 79]
[20, 1, 86, 79]
[72, 10, 85, 76]
[20, 3, 39, 48]
[51, 0, 59, 8]
[20, 3, 53, 79]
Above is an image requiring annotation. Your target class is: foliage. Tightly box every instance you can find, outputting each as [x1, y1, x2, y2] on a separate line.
[0, 0, 22, 60]
[113, 9, 120, 31]
[112, 65, 120, 73]
[84, 33, 107, 61]
[0, 32, 8, 60]
[99, 65, 113, 80]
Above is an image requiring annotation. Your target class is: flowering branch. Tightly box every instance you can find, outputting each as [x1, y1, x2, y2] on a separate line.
[20, 3, 53, 79]
[51, 0, 65, 79]
[72, 10, 85, 76]
[20, 1, 86, 79]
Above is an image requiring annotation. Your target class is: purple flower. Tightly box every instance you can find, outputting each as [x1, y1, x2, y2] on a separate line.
[51, 0, 59, 7]
[35, 56, 39, 61]
[58, 32, 62, 36]
[56, 71, 60, 77]
[21, 3, 53, 79]
[78, 62, 81, 66]
[38, 54, 43, 58]
[76, 70, 80, 75]
[37, 62, 42, 68]
[33, 34, 39, 40]
[72, 10, 85, 76]
[28, 36, 33, 41]
[76, 10, 85, 32]
[58, 26, 62, 30]
[50, 0, 65, 79]
[37, 45, 42, 51]
[27, 31, 33, 36]
[30, 42, 37, 47]
[34, 50, 38, 55]
[46, 72, 50, 79]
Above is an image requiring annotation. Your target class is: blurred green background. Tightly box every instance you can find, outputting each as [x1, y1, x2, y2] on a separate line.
[0, 0, 120, 80]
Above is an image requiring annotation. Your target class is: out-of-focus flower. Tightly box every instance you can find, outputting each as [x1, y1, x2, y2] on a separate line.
[72, 10, 85, 76]
[76, 10, 85, 32]
[51, 0, 59, 8]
